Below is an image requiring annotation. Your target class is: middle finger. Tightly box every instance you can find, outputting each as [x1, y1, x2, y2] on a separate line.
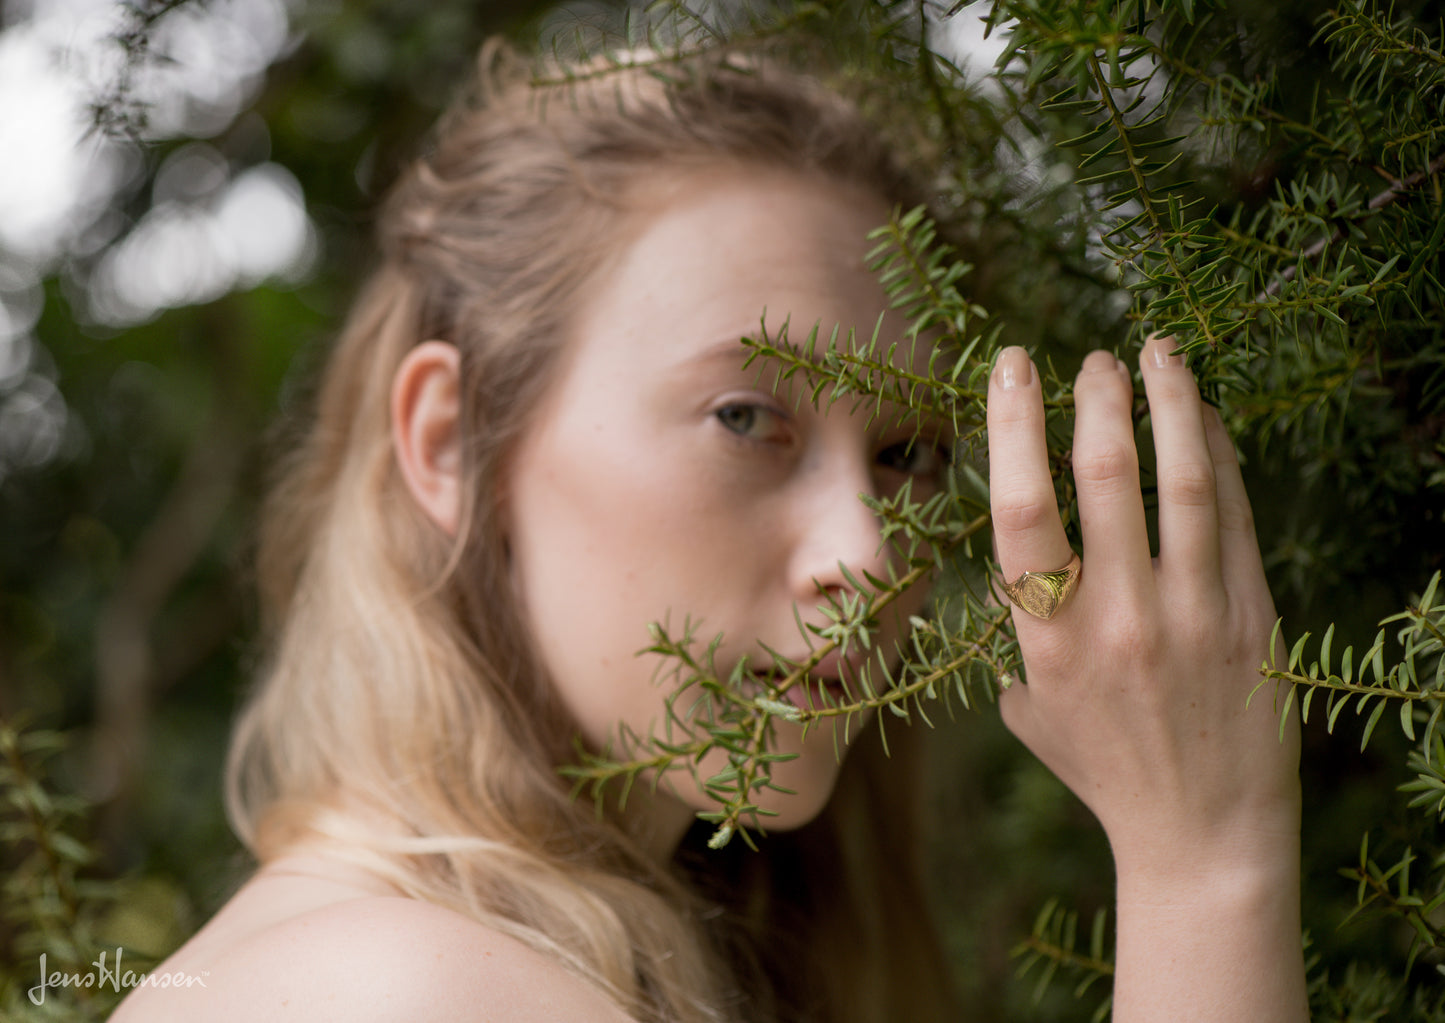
[1073, 350, 1153, 593]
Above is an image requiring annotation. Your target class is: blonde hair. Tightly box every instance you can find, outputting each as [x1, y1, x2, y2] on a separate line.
[227, 42, 955, 1023]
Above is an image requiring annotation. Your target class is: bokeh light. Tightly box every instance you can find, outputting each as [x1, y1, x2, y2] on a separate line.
[88, 161, 316, 326]
[0, 0, 312, 480]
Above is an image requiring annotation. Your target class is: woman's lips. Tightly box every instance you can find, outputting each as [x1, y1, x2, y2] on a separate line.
[753, 647, 875, 710]
[808, 648, 861, 683]
[781, 675, 847, 710]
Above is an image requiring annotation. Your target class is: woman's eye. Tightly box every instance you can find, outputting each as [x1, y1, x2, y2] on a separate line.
[715, 403, 787, 443]
[877, 438, 952, 480]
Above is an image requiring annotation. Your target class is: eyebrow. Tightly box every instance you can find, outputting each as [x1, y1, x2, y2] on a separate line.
[671, 335, 758, 370]
[665, 333, 807, 408]
[669, 331, 960, 439]
[673, 323, 836, 373]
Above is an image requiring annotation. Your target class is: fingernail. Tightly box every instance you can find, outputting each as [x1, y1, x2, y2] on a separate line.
[995, 346, 1033, 390]
[1080, 349, 1117, 375]
[1146, 334, 1183, 369]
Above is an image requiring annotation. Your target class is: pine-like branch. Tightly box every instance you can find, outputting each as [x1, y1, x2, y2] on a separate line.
[1259, 151, 1445, 300]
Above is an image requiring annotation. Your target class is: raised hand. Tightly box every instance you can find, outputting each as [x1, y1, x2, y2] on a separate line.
[985, 338, 1307, 1021]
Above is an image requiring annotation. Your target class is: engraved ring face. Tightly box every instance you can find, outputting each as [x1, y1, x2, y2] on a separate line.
[1000, 553, 1081, 621]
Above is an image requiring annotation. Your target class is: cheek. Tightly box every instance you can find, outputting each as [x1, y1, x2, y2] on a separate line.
[504, 418, 781, 747]
[506, 457, 652, 741]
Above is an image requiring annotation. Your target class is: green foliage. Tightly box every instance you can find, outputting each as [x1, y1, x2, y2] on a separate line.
[561, 492, 1009, 849]
[1261, 571, 1445, 753]
[554, 0, 1445, 1014]
[2, 0, 1443, 1018]
[743, 206, 1009, 443]
[0, 721, 121, 1021]
[1013, 900, 1114, 1023]
[0, 720, 195, 1022]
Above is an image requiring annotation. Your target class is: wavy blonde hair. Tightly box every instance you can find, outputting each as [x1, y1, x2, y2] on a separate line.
[227, 41, 956, 1023]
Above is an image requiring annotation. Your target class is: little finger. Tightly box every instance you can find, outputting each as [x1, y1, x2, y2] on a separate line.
[1202, 405, 1270, 603]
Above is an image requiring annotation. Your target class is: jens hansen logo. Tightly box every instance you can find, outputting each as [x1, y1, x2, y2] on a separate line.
[28, 947, 208, 1005]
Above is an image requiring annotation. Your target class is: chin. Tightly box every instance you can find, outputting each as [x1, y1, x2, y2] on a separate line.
[678, 727, 847, 834]
[752, 788, 837, 831]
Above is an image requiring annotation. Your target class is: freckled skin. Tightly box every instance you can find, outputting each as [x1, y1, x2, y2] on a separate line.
[108, 169, 955, 1023]
[504, 169, 942, 832]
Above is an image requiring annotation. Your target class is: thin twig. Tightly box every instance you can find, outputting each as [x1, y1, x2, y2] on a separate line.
[1258, 151, 1445, 301]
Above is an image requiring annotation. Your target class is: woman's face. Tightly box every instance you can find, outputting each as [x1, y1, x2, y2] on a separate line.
[504, 169, 945, 834]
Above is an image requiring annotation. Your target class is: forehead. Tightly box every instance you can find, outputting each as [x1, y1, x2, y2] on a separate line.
[564, 169, 897, 378]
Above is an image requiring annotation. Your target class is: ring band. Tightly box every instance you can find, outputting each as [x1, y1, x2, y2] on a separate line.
[1000, 552, 1082, 621]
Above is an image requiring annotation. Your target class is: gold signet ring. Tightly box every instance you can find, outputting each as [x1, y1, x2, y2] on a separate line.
[1000, 552, 1082, 621]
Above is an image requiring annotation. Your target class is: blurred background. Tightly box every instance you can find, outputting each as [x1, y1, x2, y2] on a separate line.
[0, 3, 1066, 1013]
[0, 0, 571, 985]
[0, 0, 529, 909]
[0, 0, 1439, 1019]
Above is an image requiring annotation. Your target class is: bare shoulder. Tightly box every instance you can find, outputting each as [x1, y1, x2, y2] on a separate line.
[111, 889, 634, 1022]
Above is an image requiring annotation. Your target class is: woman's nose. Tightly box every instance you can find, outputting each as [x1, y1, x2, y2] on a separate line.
[786, 467, 892, 602]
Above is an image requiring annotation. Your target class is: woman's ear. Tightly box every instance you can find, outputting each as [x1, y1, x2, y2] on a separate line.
[392, 340, 463, 536]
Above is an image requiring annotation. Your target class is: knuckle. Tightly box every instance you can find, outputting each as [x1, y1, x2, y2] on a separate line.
[1217, 494, 1255, 534]
[988, 400, 1035, 428]
[1174, 604, 1222, 650]
[1074, 365, 1130, 404]
[987, 392, 1039, 429]
[1099, 614, 1158, 658]
[1159, 463, 1217, 507]
[1072, 441, 1138, 494]
[991, 492, 1057, 535]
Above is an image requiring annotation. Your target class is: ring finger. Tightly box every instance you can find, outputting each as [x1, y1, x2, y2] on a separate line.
[1140, 335, 1221, 592]
[987, 346, 1074, 612]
